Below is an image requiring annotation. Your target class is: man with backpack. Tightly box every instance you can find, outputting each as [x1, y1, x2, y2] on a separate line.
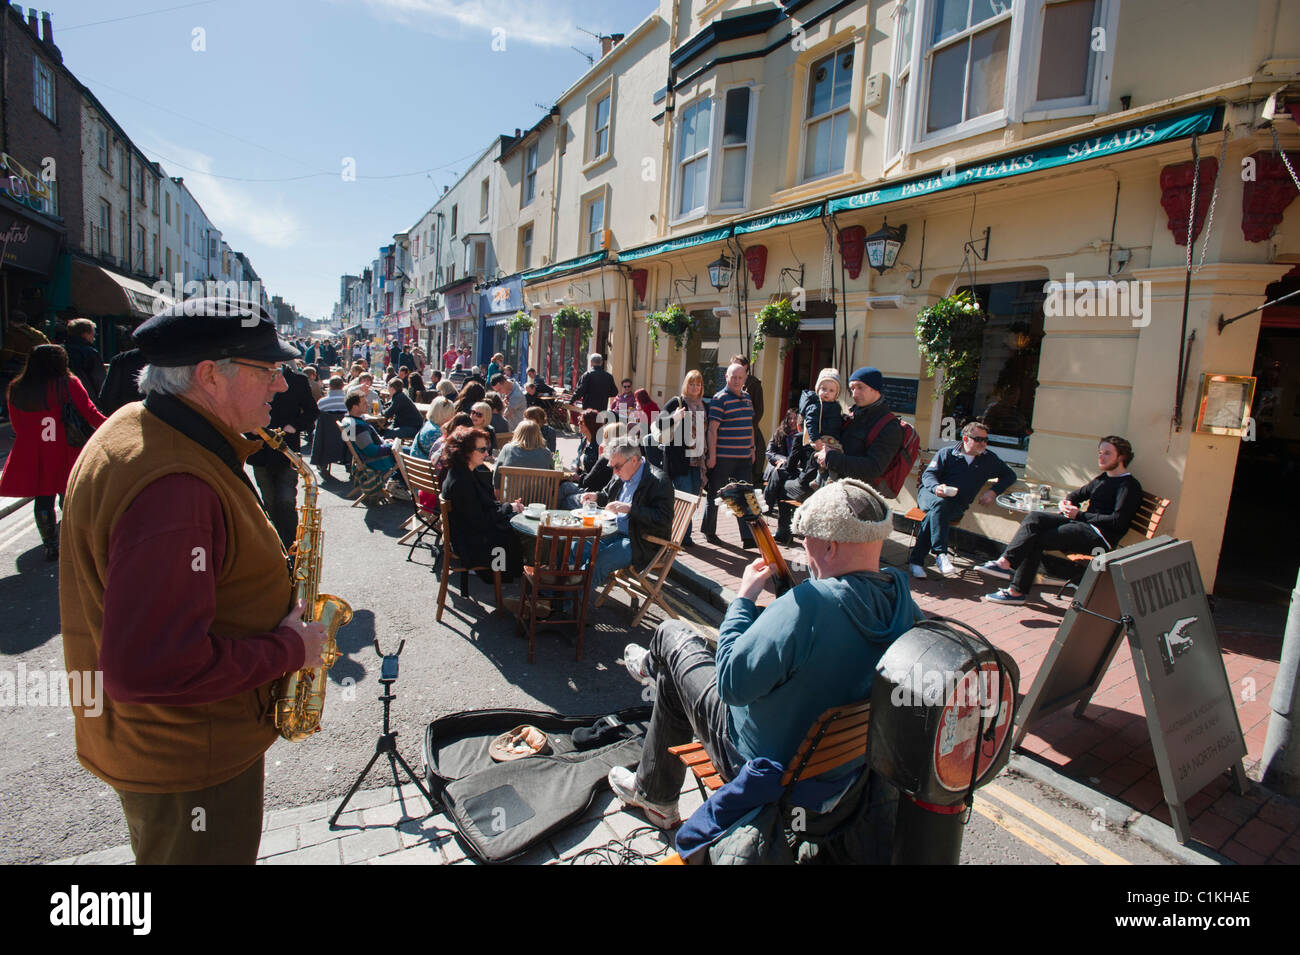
[772, 366, 919, 542]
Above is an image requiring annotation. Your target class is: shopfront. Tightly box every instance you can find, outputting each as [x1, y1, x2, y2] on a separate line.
[478, 275, 523, 371]
[0, 192, 64, 344]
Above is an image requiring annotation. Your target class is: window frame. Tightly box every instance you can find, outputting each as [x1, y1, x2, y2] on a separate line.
[714, 83, 758, 212]
[799, 44, 857, 184]
[914, 0, 1018, 149]
[519, 222, 534, 271]
[584, 77, 615, 168]
[450, 204, 458, 237]
[672, 94, 713, 223]
[581, 188, 608, 255]
[522, 142, 538, 206]
[33, 56, 56, 123]
[885, 0, 916, 167]
[98, 200, 111, 257]
[479, 177, 490, 221]
[1020, 0, 1119, 121]
[98, 125, 110, 172]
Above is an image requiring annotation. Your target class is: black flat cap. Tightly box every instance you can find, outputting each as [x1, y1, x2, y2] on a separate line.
[136, 297, 301, 367]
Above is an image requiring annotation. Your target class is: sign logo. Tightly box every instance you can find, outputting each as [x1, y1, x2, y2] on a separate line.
[1158, 616, 1196, 675]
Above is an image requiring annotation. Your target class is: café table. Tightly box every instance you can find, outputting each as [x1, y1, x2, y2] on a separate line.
[996, 491, 1064, 514]
[510, 508, 621, 541]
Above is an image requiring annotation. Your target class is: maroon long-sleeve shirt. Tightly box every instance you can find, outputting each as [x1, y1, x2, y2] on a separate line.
[99, 472, 305, 705]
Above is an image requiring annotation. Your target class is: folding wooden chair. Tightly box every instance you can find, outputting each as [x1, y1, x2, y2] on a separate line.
[395, 451, 441, 563]
[518, 521, 603, 662]
[435, 499, 503, 622]
[497, 466, 565, 509]
[596, 490, 701, 628]
[494, 432, 512, 451]
[346, 440, 396, 507]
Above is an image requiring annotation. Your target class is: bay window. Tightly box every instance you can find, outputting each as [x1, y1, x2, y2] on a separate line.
[676, 98, 711, 217]
[718, 86, 753, 207]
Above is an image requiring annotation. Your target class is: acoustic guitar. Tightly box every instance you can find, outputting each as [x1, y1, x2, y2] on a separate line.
[717, 481, 797, 597]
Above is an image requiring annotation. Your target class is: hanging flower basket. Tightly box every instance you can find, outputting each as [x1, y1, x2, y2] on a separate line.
[553, 305, 593, 344]
[646, 304, 696, 352]
[915, 290, 986, 397]
[751, 298, 802, 361]
[506, 310, 534, 337]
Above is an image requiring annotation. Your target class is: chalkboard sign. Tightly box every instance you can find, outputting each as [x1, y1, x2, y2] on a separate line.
[879, 376, 919, 416]
[1013, 536, 1246, 844]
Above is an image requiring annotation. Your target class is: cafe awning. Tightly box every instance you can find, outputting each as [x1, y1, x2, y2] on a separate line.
[70, 259, 173, 321]
[827, 106, 1219, 215]
[616, 225, 731, 263]
[732, 201, 825, 236]
[521, 249, 608, 283]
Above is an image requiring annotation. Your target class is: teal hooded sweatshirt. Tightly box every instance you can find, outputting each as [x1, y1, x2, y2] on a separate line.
[715, 567, 922, 769]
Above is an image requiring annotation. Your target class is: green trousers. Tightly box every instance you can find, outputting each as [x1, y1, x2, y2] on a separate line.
[116, 756, 265, 865]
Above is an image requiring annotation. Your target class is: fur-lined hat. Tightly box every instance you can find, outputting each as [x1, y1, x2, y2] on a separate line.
[793, 478, 892, 543]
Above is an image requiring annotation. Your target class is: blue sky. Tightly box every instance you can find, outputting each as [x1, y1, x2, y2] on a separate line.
[47, 0, 659, 319]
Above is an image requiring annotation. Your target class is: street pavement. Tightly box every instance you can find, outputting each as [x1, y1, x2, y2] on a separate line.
[0, 427, 1252, 865]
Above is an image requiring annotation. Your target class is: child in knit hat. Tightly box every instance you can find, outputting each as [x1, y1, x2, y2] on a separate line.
[795, 367, 846, 492]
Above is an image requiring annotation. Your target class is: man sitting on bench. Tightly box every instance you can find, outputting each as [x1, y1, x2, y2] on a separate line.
[608, 479, 923, 829]
[909, 420, 1016, 579]
[978, 435, 1142, 604]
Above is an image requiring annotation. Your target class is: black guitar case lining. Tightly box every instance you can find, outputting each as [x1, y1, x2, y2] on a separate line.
[423, 705, 652, 864]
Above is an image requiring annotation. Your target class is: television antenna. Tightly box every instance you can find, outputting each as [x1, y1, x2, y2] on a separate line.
[570, 45, 593, 65]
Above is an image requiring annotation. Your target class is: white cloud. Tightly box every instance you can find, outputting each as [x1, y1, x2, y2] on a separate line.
[357, 0, 581, 48]
[140, 137, 305, 251]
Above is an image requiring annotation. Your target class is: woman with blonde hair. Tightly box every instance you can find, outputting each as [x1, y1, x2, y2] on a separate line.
[469, 400, 497, 451]
[412, 396, 455, 460]
[493, 419, 555, 489]
[657, 369, 708, 546]
[486, 352, 505, 382]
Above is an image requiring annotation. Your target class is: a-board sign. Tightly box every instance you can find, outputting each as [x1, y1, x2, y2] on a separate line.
[880, 376, 919, 416]
[1012, 536, 1246, 843]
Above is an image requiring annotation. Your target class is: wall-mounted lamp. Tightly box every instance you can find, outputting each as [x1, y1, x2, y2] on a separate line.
[865, 220, 907, 274]
[707, 253, 733, 291]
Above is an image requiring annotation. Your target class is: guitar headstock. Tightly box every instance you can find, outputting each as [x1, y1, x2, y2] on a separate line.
[719, 481, 764, 519]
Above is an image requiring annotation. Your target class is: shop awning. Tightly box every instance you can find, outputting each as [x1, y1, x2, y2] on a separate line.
[70, 259, 174, 321]
[521, 250, 608, 283]
[616, 225, 731, 263]
[733, 201, 825, 236]
[828, 106, 1219, 215]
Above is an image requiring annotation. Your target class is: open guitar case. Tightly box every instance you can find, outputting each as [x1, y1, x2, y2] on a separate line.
[423, 704, 652, 863]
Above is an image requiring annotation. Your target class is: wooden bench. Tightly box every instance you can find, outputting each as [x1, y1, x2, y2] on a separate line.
[668, 698, 871, 797]
[1052, 490, 1171, 595]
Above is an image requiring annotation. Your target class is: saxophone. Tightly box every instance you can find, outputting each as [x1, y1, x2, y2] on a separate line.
[256, 427, 354, 742]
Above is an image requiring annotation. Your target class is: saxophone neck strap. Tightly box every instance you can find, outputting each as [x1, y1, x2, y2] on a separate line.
[143, 393, 273, 523]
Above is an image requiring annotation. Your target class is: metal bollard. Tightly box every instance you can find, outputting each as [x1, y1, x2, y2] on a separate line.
[1261, 568, 1300, 796]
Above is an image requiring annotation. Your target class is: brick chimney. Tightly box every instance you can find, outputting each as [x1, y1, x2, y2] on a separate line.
[27, 8, 38, 31]
[600, 34, 613, 58]
[40, 9, 53, 45]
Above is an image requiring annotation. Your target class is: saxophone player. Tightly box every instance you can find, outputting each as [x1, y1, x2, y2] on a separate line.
[59, 298, 330, 865]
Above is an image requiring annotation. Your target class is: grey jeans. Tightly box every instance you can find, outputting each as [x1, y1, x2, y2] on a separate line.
[635, 619, 746, 805]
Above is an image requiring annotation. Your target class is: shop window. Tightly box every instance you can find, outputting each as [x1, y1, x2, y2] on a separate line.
[940, 279, 1045, 464]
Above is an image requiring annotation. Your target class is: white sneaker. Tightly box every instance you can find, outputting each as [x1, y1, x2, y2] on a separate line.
[607, 766, 681, 829]
[909, 563, 927, 579]
[935, 553, 956, 577]
[622, 644, 655, 687]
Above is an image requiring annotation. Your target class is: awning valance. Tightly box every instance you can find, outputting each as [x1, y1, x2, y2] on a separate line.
[733, 201, 824, 236]
[521, 250, 608, 283]
[616, 225, 731, 263]
[827, 107, 1219, 214]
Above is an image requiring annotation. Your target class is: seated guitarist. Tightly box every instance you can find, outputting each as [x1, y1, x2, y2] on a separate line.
[609, 479, 923, 830]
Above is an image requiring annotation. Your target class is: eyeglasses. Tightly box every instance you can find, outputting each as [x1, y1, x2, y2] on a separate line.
[966, 435, 989, 444]
[470, 410, 485, 417]
[230, 359, 282, 382]
[472, 445, 489, 454]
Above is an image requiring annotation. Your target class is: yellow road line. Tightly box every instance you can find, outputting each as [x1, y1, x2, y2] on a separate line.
[981, 783, 1131, 866]
[971, 800, 1088, 865]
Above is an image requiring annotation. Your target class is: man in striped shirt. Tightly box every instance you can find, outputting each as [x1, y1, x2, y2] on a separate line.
[701, 362, 756, 548]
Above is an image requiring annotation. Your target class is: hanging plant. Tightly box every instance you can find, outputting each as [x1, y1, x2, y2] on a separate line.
[552, 305, 593, 344]
[915, 290, 986, 397]
[751, 298, 802, 361]
[506, 309, 534, 337]
[646, 304, 695, 352]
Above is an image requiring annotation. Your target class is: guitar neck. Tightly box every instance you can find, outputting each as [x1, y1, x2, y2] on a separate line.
[741, 515, 795, 596]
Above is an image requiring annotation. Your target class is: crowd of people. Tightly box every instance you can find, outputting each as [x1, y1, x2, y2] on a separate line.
[0, 302, 1152, 864]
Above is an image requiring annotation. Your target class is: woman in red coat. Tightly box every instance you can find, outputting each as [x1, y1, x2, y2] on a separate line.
[0, 344, 106, 559]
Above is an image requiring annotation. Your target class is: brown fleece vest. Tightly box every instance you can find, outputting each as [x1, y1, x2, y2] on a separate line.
[60, 400, 293, 793]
